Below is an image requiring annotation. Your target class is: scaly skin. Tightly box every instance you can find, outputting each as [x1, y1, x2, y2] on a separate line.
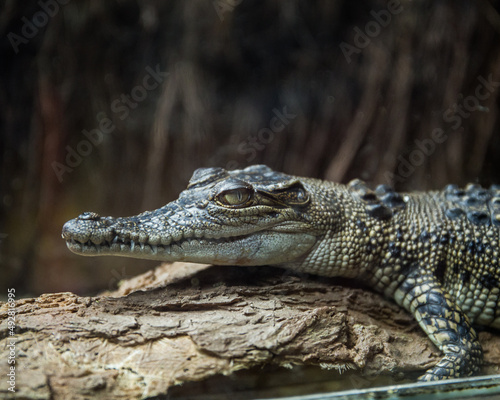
[62, 165, 500, 381]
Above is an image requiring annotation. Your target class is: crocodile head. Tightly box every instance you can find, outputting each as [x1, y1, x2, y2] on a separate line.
[62, 165, 338, 267]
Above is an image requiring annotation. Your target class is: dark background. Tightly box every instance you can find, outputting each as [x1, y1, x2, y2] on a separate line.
[1, 0, 500, 296]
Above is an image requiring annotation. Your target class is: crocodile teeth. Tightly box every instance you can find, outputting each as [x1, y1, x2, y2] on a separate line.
[69, 232, 247, 257]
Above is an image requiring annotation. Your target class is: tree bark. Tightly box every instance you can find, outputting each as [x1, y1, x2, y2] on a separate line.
[2, 262, 500, 399]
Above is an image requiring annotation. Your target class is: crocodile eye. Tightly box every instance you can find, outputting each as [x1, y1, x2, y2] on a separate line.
[290, 186, 307, 203]
[275, 183, 309, 205]
[217, 188, 254, 207]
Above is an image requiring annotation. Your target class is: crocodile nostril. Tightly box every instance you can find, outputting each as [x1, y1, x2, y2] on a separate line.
[78, 212, 101, 221]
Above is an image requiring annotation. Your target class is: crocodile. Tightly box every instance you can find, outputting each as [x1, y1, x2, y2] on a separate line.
[62, 164, 500, 381]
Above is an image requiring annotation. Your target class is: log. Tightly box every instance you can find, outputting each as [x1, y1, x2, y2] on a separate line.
[1, 262, 500, 399]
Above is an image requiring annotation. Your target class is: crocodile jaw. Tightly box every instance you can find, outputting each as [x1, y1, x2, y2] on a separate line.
[62, 216, 317, 266]
[64, 230, 316, 266]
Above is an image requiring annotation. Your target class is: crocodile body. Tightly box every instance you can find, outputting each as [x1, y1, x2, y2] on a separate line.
[62, 165, 500, 381]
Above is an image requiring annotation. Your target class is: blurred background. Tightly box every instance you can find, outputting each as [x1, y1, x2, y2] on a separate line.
[1, 0, 499, 297]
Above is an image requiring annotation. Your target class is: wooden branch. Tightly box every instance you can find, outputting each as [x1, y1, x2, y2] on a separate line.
[2, 262, 500, 399]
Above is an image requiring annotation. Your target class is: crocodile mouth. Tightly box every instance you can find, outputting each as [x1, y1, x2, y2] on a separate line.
[62, 211, 317, 265]
[64, 224, 317, 266]
[64, 233, 252, 258]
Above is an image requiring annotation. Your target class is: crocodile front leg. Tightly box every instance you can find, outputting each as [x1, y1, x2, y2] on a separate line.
[394, 270, 483, 380]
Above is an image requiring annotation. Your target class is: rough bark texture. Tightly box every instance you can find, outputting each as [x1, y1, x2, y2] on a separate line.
[1, 262, 500, 399]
